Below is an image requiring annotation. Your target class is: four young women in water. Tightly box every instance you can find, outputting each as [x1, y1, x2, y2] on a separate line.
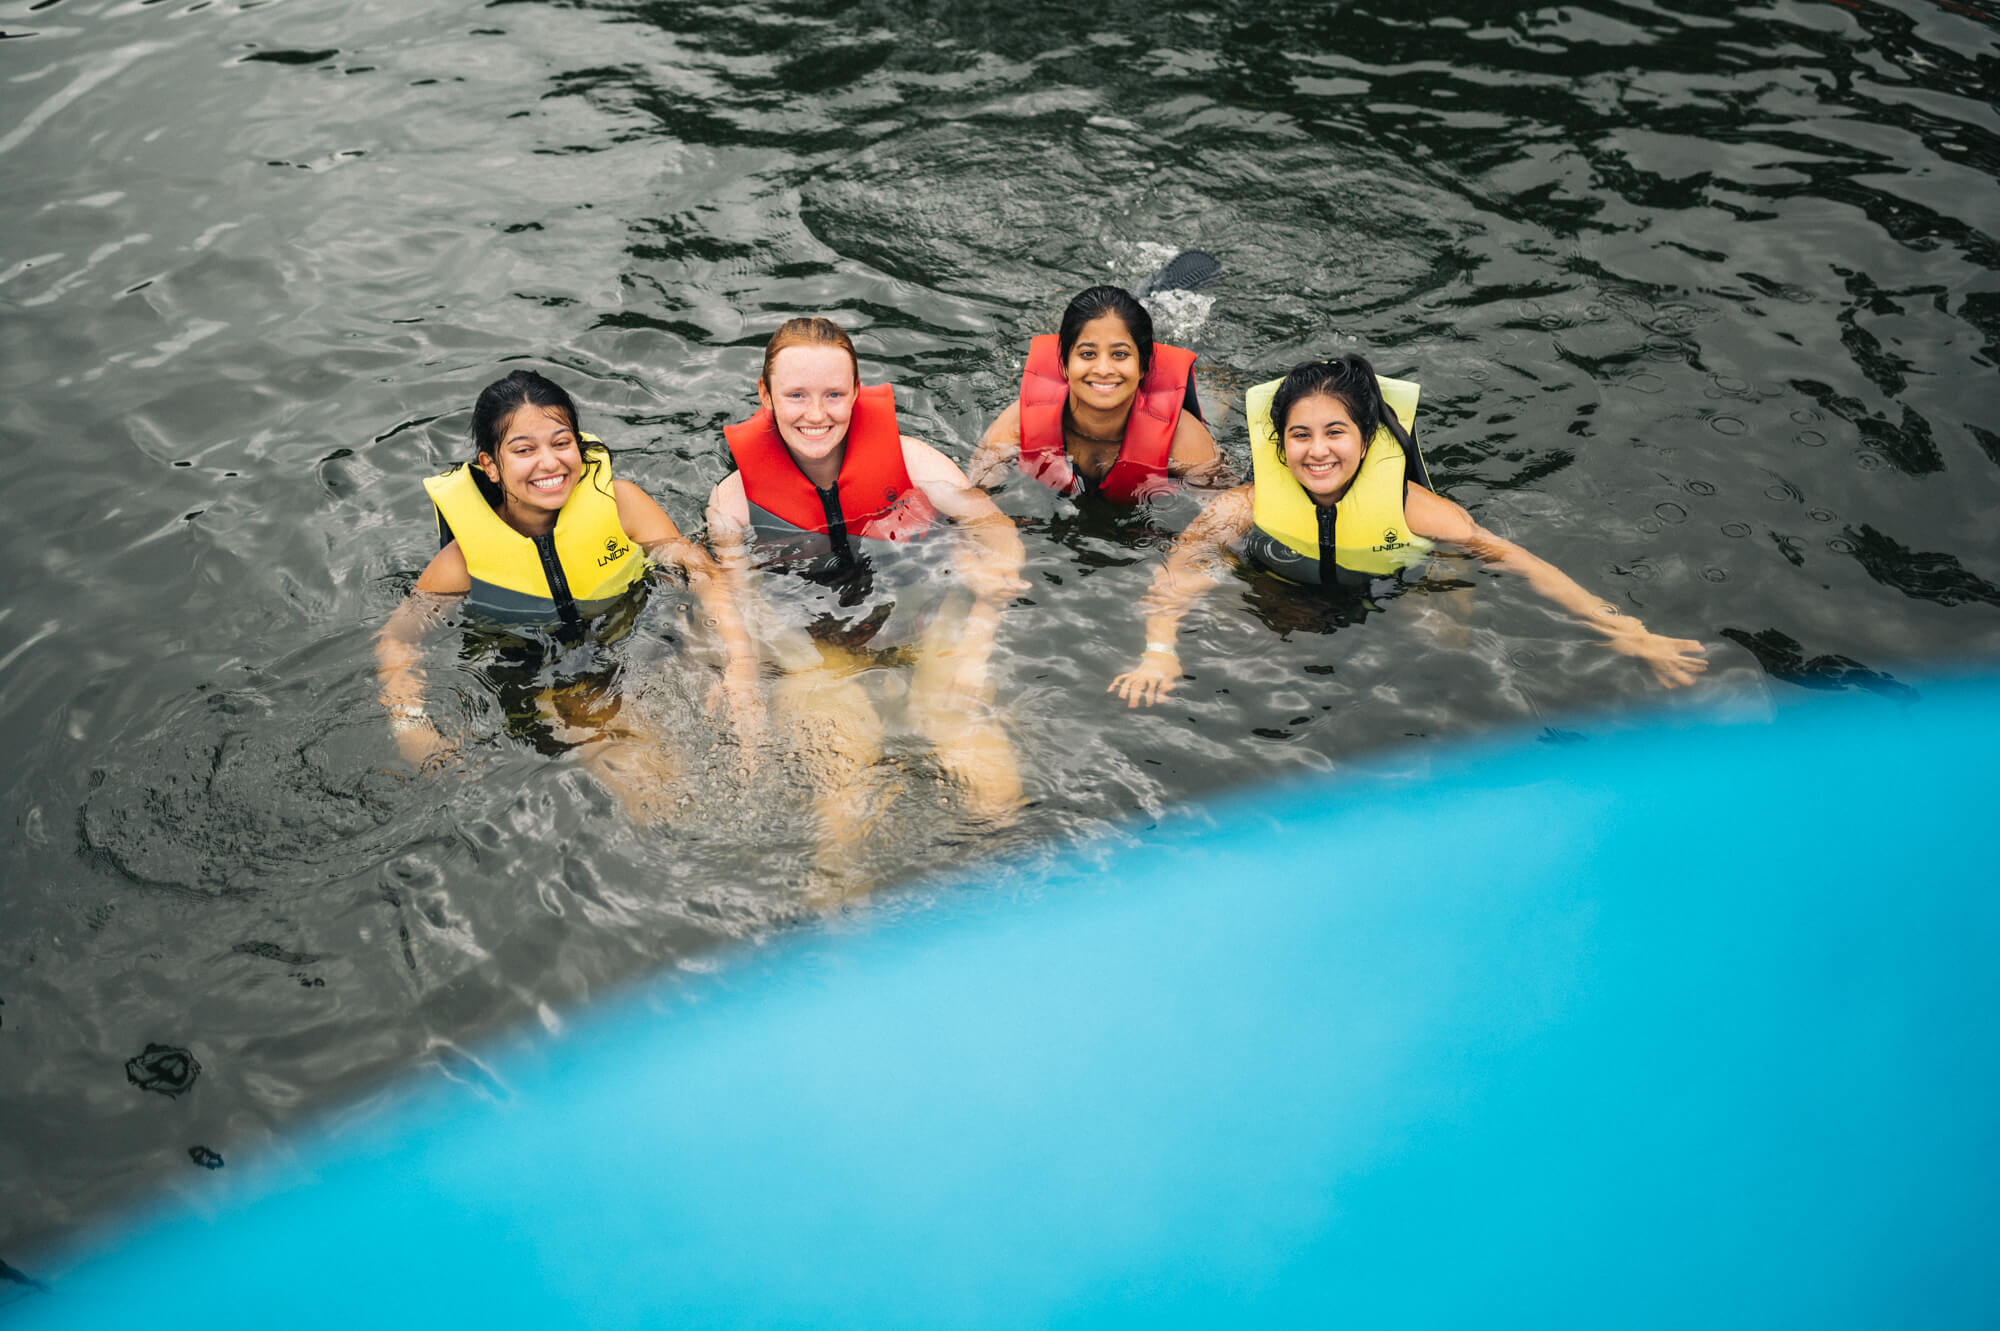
[381, 289, 1707, 871]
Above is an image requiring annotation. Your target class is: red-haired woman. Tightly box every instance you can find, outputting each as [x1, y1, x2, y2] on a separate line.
[707, 317, 1029, 903]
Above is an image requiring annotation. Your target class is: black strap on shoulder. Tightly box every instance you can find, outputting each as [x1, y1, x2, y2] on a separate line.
[1182, 366, 1205, 425]
[1315, 502, 1338, 587]
[1381, 410, 1432, 492]
[436, 511, 455, 551]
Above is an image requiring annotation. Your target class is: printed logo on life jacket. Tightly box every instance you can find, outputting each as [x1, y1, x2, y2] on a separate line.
[598, 537, 631, 566]
[1374, 529, 1405, 552]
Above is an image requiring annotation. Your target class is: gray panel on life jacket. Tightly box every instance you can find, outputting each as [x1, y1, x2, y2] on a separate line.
[744, 502, 946, 653]
[1242, 530, 1425, 592]
[463, 578, 643, 628]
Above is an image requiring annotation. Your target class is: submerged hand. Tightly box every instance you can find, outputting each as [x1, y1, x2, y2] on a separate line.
[392, 718, 454, 772]
[959, 557, 1030, 605]
[1606, 625, 1709, 689]
[708, 661, 767, 775]
[1109, 650, 1181, 709]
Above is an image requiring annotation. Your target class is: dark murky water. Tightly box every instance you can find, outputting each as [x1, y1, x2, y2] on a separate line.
[2, 0, 1996, 1277]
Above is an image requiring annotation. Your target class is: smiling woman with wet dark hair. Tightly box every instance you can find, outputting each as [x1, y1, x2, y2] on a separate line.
[373, 368, 763, 820]
[1109, 353, 1708, 707]
[971, 284, 1223, 501]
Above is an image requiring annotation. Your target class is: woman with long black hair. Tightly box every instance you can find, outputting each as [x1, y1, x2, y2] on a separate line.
[1110, 354, 1707, 706]
[375, 368, 762, 819]
[971, 284, 1223, 501]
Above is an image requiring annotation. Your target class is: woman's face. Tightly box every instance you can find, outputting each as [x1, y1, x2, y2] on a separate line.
[760, 344, 857, 463]
[1062, 314, 1142, 415]
[1280, 392, 1368, 504]
[481, 403, 581, 515]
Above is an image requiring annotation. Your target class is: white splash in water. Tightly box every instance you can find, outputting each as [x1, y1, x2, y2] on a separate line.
[1144, 287, 1216, 345]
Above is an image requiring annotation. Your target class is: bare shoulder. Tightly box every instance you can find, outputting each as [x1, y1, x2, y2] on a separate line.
[977, 401, 1023, 448]
[1404, 483, 1478, 544]
[1169, 409, 1219, 466]
[612, 476, 681, 546]
[705, 470, 749, 532]
[901, 434, 972, 486]
[414, 540, 471, 595]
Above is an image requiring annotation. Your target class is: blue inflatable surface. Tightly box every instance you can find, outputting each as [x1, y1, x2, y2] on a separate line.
[21, 684, 2000, 1328]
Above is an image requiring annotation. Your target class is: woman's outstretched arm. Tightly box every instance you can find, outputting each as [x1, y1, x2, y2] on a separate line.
[1109, 484, 1255, 708]
[1404, 485, 1708, 688]
[373, 544, 469, 766]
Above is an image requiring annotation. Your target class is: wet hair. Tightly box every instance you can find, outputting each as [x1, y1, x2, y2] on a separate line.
[466, 369, 584, 507]
[1265, 355, 1397, 462]
[1056, 285, 1154, 375]
[760, 316, 859, 391]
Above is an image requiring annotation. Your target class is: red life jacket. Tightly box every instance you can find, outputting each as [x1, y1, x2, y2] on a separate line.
[1016, 334, 1198, 504]
[724, 383, 937, 545]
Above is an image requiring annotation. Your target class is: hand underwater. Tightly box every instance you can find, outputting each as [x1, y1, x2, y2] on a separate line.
[707, 660, 767, 776]
[959, 557, 1031, 604]
[391, 716, 455, 773]
[1109, 649, 1182, 709]
[1605, 623, 1709, 689]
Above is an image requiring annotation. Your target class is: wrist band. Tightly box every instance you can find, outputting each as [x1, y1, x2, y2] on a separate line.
[1144, 642, 1177, 657]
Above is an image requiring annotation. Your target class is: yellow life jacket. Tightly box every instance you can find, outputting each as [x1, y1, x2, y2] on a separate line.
[422, 438, 647, 622]
[1243, 374, 1433, 587]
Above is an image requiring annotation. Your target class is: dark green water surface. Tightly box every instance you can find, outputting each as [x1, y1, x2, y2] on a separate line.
[2, 0, 1996, 1274]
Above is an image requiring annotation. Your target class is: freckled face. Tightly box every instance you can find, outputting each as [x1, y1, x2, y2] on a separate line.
[1281, 393, 1368, 505]
[760, 345, 857, 464]
[481, 404, 581, 518]
[1062, 314, 1142, 416]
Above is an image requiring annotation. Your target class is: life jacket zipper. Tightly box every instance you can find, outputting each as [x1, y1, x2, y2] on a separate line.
[533, 531, 582, 626]
[1315, 502, 1338, 587]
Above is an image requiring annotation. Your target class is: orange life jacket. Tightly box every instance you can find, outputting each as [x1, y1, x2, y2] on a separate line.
[724, 383, 938, 553]
[1016, 334, 1197, 503]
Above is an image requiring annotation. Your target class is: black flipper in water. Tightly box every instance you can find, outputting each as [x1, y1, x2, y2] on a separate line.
[1130, 249, 1221, 298]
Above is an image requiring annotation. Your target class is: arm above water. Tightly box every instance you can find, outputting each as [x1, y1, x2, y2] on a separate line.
[903, 435, 1030, 603]
[967, 402, 1023, 492]
[1109, 484, 1255, 708]
[373, 543, 468, 766]
[1404, 484, 1708, 689]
